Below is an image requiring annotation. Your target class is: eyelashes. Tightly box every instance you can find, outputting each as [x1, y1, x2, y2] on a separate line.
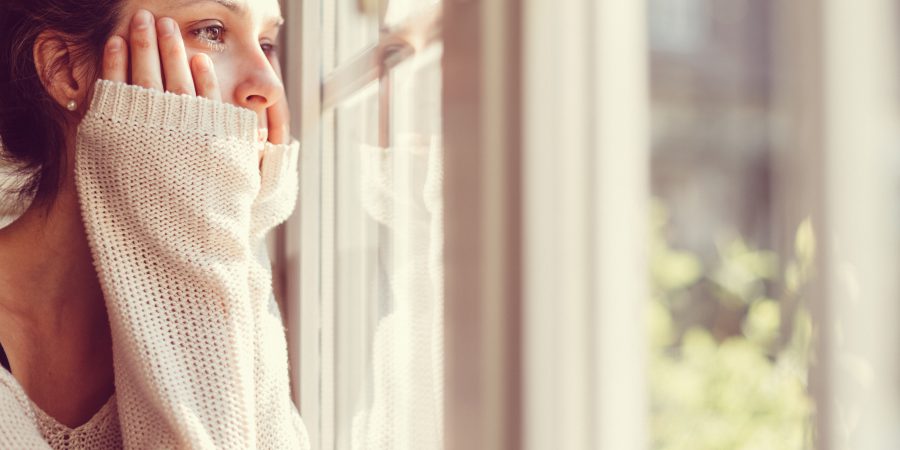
[191, 24, 227, 52]
[260, 42, 278, 57]
[189, 22, 278, 56]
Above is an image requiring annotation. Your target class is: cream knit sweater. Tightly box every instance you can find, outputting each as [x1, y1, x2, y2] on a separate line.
[0, 80, 310, 449]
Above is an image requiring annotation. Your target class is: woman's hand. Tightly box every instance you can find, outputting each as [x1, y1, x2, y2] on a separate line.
[102, 10, 221, 101]
[265, 56, 290, 146]
[101, 9, 290, 149]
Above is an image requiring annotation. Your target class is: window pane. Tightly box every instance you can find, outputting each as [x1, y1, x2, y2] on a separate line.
[333, 81, 380, 449]
[647, 0, 814, 448]
[330, 44, 444, 450]
[334, 0, 442, 66]
[336, 0, 380, 65]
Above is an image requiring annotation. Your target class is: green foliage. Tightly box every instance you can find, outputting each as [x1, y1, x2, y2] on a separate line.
[709, 237, 779, 308]
[650, 207, 814, 450]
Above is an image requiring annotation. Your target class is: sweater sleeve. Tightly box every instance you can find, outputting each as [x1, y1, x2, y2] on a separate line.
[247, 140, 311, 449]
[75, 79, 307, 449]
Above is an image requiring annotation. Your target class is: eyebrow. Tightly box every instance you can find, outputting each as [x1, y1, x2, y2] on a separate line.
[171, 0, 243, 14]
[171, 0, 284, 28]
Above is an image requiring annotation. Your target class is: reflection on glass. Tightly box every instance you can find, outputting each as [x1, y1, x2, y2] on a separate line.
[332, 45, 444, 450]
[337, 0, 380, 65]
[336, 0, 442, 65]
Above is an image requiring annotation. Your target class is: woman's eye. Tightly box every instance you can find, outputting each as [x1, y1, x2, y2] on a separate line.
[197, 25, 224, 42]
[191, 24, 226, 50]
[261, 42, 278, 57]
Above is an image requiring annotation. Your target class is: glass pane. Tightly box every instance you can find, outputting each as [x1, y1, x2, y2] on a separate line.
[647, 0, 814, 448]
[335, 0, 380, 65]
[331, 43, 444, 450]
[334, 0, 442, 66]
[332, 81, 380, 450]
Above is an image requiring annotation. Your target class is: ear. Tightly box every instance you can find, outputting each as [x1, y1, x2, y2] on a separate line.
[33, 31, 93, 113]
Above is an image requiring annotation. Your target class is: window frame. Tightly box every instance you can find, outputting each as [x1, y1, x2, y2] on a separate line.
[279, 0, 654, 448]
[278, 1, 900, 449]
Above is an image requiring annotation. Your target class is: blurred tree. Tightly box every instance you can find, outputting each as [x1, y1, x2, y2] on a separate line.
[650, 203, 813, 449]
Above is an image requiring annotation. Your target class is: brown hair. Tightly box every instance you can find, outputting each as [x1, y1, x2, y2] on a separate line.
[0, 0, 123, 207]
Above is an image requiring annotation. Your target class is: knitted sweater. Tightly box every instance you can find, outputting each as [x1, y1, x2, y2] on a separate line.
[0, 80, 310, 449]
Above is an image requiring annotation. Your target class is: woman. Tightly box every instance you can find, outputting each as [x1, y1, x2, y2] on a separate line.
[0, 0, 309, 448]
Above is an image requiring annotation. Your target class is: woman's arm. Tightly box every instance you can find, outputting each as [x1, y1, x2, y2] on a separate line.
[75, 11, 307, 449]
[77, 78, 262, 448]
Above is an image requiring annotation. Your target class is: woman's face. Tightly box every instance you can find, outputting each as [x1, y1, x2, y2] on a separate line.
[112, 0, 285, 129]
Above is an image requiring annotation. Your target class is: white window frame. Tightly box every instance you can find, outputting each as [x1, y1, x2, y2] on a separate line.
[281, 0, 324, 447]
[522, 0, 650, 448]
[442, 0, 651, 448]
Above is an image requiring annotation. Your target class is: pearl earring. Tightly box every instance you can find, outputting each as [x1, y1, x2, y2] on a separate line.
[66, 100, 77, 111]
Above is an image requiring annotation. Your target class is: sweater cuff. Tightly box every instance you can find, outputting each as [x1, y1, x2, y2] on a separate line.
[87, 79, 259, 142]
[251, 140, 300, 237]
[259, 139, 300, 189]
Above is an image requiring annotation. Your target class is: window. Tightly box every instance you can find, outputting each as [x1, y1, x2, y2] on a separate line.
[278, 1, 900, 449]
[281, 1, 444, 448]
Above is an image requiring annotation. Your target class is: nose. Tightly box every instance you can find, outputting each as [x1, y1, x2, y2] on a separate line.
[233, 53, 283, 113]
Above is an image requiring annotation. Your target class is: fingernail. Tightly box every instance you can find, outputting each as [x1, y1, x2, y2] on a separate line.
[203, 54, 214, 68]
[196, 54, 211, 70]
[158, 18, 175, 36]
[107, 36, 121, 52]
[133, 10, 152, 27]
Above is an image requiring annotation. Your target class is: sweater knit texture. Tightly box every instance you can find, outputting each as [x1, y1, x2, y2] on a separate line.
[0, 80, 310, 449]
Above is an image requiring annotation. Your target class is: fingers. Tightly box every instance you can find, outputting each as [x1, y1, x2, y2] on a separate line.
[266, 98, 290, 145]
[107, 10, 224, 102]
[129, 10, 164, 91]
[265, 57, 290, 144]
[191, 54, 222, 102]
[157, 18, 195, 96]
[101, 36, 128, 83]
